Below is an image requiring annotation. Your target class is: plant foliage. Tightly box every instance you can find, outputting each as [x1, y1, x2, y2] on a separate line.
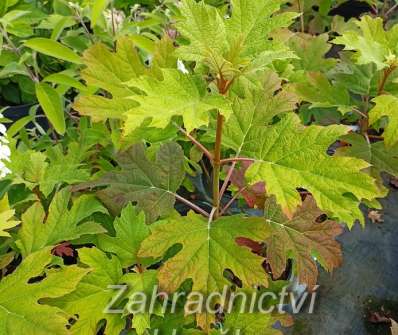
[0, 0, 398, 334]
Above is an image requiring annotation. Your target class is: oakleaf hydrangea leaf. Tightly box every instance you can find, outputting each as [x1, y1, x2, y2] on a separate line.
[122, 270, 158, 335]
[175, 0, 297, 77]
[0, 195, 19, 237]
[8, 148, 91, 197]
[16, 188, 107, 257]
[291, 72, 352, 113]
[83, 142, 185, 222]
[139, 211, 270, 330]
[139, 212, 269, 294]
[74, 95, 138, 122]
[81, 36, 146, 97]
[288, 33, 337, 72]
[125, 69, 231, 133]
[223, 69, 298, 152]
[176, 0, 228, 69]
[263, 196, 343, 288]
[337, 133, 398, 185]
[370, 95, 398, 147]
[333, 16, 398, 70]
[333, 54, 379, 97]
[224, 310, 293, 335]
[0, 248, 89, 335]
[98, 204, 152, 268]
[52, 247, 126, 335]
[242, 113, 381, 226]
[225, 0, 298, 58]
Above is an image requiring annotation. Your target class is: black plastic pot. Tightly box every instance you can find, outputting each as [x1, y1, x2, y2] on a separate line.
[329, 1, 373, 20]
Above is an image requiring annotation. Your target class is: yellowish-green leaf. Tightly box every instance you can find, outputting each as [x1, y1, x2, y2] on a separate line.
[175, 0, 297, 77]
[333, 16, 398, 70]
[242, 113, 381, 226]
[224, 310, 293, 335]
[288, 33, 337, 72]
[0, 195, 19, 237]
[370, 95, 398, 147]
[91, 0, 109, 26]
[98, 204, 152, 267]
[44, 72, 88, 91]
[125, 69, 231, 133]
[223, 69, 298, 152]
[74, 95, 137, 121]
[52, 247, 126, 335]
[0, 248, 89, 335]
[130, 34, 155, 53]
[81, 37, 146, 97]
[25, 38, 82, 64]
[0, 10, 30, 26]
[139, 212, 269, 294]
[35, 82, 66, 134]
[16, 188, 107, 257]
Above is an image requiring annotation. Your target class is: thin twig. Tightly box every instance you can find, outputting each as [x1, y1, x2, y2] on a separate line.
[219, 186, 248, 216]
[385, 3, 398, 18]
[378, 65, 396, 96]
[110, 2, 117, 50]
[220, 157, 255, 165]
[297, 0, 305, 33]
[368, 134, 384, 140]
[111, 7, 116, 38]
[0, 26, 39, 82]
[352, 107, 368, 119]
[175, 123, 213, 161]
[174, 193, 210, 218]
[73, 8, 95, 44]
[219, 161, 236, 202]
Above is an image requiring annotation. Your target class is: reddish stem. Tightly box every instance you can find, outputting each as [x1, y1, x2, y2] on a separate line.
[219, 186, 248, 216]
[220, 157, 255, 165]
[174, 193, 210, 218]
[177, 125, 213, 161]
[219, 161, 237, 202]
